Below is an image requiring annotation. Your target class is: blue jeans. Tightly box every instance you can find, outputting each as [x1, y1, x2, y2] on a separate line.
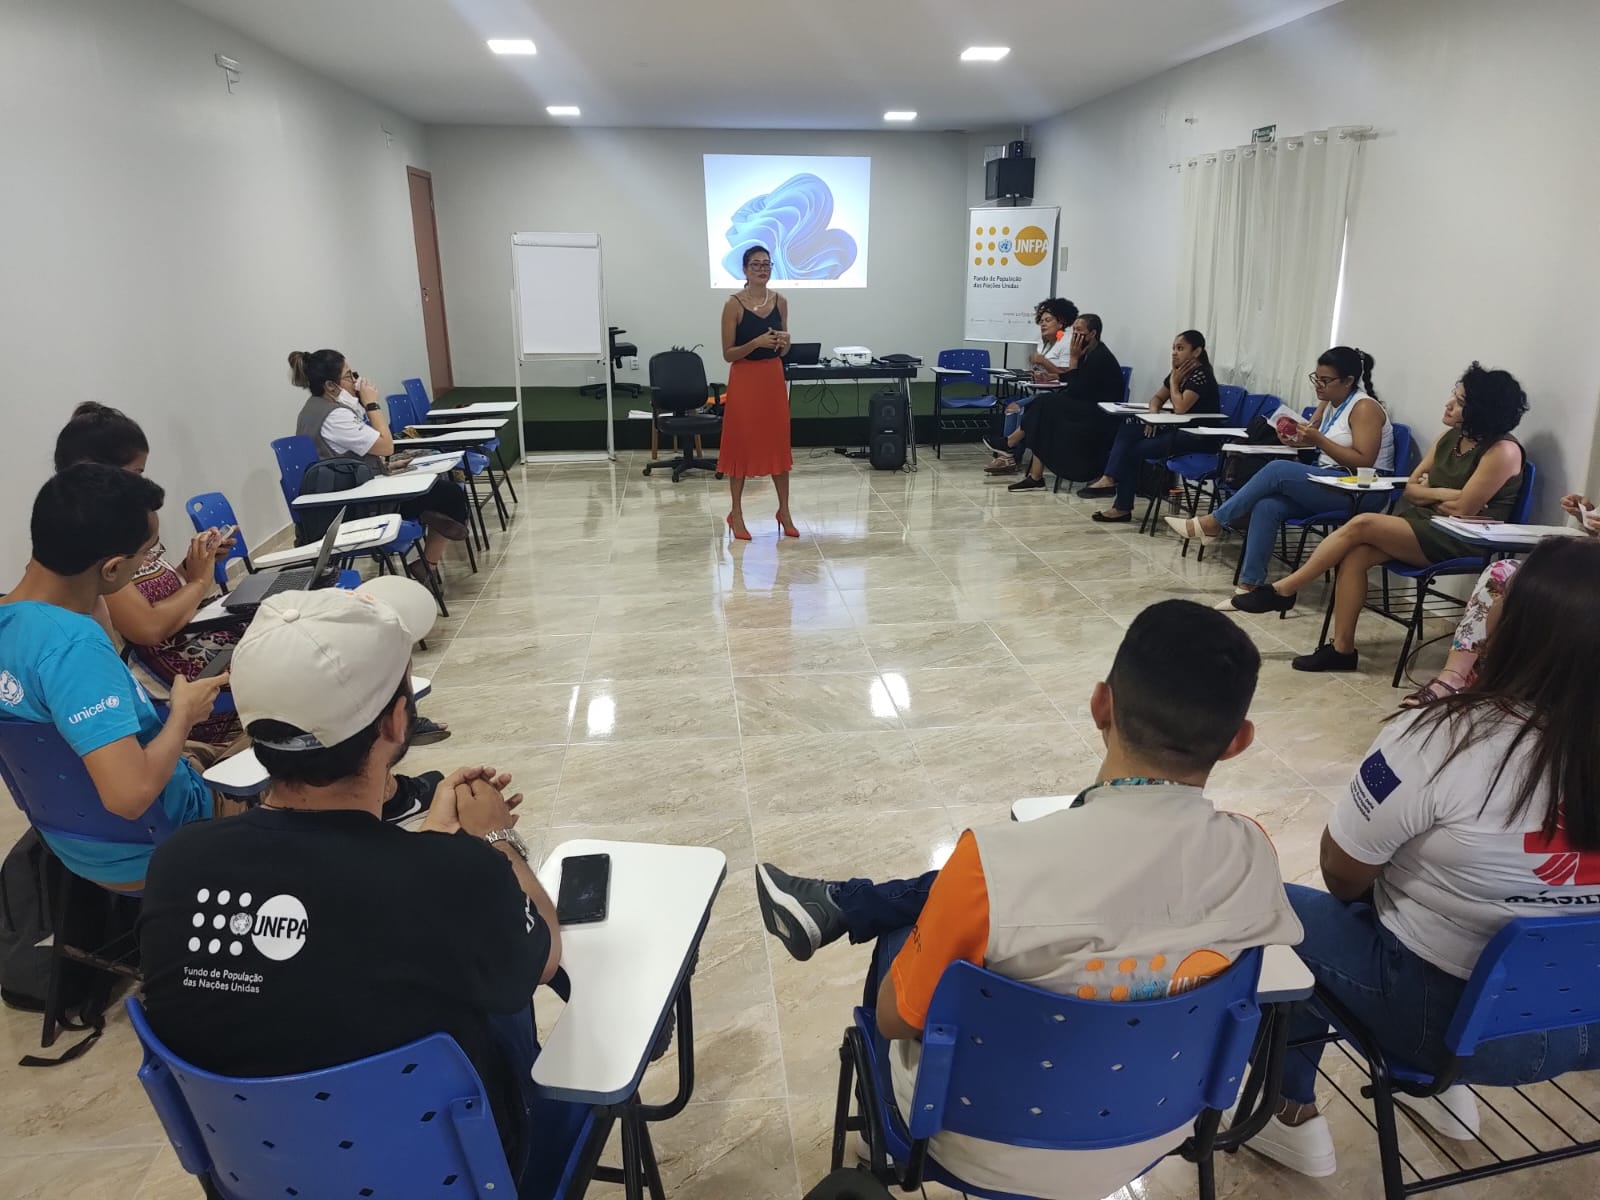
[833, 872, 939, 1008]
[1002, 394, 1035, 446]
[1104, 423, 1200, 513]
[1211, 461, 1388, 587]
[488, 1008, 592, 1200]
[1281, 885, 1600, 1105]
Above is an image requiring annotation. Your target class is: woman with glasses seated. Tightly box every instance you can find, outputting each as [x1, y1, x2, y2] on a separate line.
[288, 349, 471, 584]
[1164, 347, 1394, 594]
[1240, 537, 1600, 1180]
[1228, 363, 1527, 672]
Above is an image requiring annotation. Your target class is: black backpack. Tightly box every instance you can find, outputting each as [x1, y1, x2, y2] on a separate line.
[0, 830, 137, 1065]
[295, 457, 377, 542]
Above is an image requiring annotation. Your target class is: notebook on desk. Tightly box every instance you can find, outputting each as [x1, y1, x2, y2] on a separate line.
[224, 508, 346, 612]
[787, 342, 821, 366]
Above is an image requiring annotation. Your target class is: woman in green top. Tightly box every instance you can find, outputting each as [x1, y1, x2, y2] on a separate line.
[1227, 362, 1527, 672]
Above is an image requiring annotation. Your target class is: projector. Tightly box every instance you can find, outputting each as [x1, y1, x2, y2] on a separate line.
[833, 346, 872, 366]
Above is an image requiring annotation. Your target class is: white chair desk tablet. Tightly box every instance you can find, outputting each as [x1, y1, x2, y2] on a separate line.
[1008, 794, 1313, 1003]
[290, 472, 436, 509]
[404, 418, 510, 433]
[245, 515, 402, 571]
[422, 401, 520, 420]
[392, 429, 496, 449]
[1311, 476, 1410, 492]
[1220, 443, 1300, 457]
[532, 839, 726, 1108]
[1186, 427, 1250, 439]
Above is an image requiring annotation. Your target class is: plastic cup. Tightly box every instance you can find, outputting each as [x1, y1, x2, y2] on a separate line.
[1357, 467, 1377, 484]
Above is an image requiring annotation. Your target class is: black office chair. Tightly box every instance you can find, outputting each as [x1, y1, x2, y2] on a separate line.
[643, 350, 722, 483]
[578, 326, 642, 398]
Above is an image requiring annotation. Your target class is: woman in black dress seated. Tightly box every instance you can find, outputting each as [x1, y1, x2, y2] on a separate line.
[1004, 313, 1126, 492]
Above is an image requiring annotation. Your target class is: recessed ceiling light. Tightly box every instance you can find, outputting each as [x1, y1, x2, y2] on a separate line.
[487, 38, 537, 55]
[546, 105, 580, 117]
[884, 110, 917, 122]
[960, 46, 1010, 62]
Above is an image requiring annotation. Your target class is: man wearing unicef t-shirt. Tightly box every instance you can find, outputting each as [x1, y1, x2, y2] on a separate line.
[0, 466, 229, 890]
[139, 580, 563, 1178]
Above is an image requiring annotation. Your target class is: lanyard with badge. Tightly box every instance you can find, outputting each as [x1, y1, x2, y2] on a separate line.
[1067, 777, 1186, 808]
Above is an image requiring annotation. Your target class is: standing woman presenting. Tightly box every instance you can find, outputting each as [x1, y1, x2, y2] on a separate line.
[720, 245, 797, 540]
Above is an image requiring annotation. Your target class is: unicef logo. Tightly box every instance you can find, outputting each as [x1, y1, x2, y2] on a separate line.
[997, 238, 1014, 254]
[0, 671, 22, 707]
[105, 694, 120, 709]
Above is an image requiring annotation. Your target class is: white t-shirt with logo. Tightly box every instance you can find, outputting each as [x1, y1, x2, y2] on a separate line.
[1331, 708, 1600, 979]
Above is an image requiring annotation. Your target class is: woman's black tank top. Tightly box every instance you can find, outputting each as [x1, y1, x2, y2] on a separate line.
[735, 299, 784, 361]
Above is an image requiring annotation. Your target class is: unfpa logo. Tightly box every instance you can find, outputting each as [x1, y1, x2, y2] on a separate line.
[971, 222, 1050, 268]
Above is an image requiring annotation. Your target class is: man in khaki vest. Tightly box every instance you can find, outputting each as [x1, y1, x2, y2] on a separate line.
[757, 599, 1303, 1200]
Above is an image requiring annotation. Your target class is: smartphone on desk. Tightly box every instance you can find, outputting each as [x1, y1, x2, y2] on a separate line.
[556, 853, 612, 925]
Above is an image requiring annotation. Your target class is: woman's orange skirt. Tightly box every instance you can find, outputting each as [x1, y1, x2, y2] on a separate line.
[719, 357, 793, 478]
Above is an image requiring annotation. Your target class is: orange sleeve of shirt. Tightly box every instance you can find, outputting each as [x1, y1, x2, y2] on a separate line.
[888, 830, 991, 1031]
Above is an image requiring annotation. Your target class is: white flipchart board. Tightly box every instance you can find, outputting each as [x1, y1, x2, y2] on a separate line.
[510, 232, 615, 461]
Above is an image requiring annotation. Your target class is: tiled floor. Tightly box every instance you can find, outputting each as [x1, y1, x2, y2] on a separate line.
[1, 446, 1592, 1198]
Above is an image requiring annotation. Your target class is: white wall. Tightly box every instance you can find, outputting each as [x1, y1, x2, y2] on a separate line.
[1006, 0, 1600, 506]
[424, 127, 969, 388]
[0, 0, 432, 569]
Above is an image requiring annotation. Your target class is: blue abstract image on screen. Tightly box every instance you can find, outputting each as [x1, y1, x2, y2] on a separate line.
[720, 173, 858, 282]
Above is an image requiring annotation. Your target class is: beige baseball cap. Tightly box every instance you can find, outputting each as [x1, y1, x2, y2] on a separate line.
[232, 579, 436, 751]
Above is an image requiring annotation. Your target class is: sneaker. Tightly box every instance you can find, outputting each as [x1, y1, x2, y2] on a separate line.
[1292, 643, 1360, 672]
[1396, 1085, 1480, 1140]
[411, 716, 452, 746]
[984, 458, 1018, 475]
[1241, 1113, 1337, 1178]
[755, 863, 846, 962]
[1007, 475, 1046, 492]
[1230, 585, 1297, 615]
[382, 771, 442, 824]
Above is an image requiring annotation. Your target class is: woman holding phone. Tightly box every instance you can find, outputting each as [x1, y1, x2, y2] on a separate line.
[1164, 347, 1394, 593]
[719, 245, 797, 540]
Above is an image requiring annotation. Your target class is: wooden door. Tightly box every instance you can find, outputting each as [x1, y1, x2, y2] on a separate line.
[406, 167, 453, 397]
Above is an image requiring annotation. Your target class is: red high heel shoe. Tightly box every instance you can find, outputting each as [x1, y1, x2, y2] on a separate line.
[726, 513, 752, 541]
[776, 512, 800, 538]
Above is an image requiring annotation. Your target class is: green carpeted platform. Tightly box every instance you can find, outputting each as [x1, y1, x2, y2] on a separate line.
[435, 382, 993, 454]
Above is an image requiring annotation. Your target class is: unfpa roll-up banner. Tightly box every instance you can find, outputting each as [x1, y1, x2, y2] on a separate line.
[963, 207, 1060, 343]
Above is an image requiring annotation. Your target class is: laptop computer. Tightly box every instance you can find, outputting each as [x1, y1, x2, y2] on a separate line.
[223, 507, 347, 612]
[787, 342, 822, 366]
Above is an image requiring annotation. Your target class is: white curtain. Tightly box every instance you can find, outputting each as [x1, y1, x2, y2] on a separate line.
[1175, 129, 1362, 412]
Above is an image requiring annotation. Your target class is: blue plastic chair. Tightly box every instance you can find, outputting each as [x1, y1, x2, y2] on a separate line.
[269, 435, 319, 515]
[932, 348, 997, 458]
[125, 996, 602, 1200]
[184, 492, 370, 593]
[1157, 384, 1251, 529]
[0, 718, 178, 1049]
[404, 376, 517, 535]
[1304, 915, 1600, 1198]
[833, 950, 1265, 1200]
[1325, 458, 1536, 686]
[1121, 365, 1133, 404]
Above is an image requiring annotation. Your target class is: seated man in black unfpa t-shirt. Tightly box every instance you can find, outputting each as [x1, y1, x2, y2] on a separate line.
[139, 579, 561, 1179]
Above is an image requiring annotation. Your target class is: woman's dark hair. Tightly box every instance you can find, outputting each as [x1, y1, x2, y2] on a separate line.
[32, 465, 164, 576]
[1177, 329, 1213, 371]
[250, 679, 414, 787]
[1457, 361, 1529, 442]
[53, 402, 149, 472]
[741, 245, 771, 271]
[1407, 538, 1600, 849]
[1317, 346, 1379, 401]
[1035, 298, 1079, 330]
[288, 349, 345, 397]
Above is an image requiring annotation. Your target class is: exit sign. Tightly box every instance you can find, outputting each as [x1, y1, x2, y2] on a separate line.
[1252, 124, 1276, 143]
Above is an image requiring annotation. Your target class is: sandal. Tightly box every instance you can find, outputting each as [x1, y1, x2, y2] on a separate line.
[1400, 676, 1462, 709]
[1163, 515, 1218, 546]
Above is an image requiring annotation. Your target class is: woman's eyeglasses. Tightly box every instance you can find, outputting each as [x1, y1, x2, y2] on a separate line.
[747, 262, 773, 271]
[1307, 373, 1338, 388]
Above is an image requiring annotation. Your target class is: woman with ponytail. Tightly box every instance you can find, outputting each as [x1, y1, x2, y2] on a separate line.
[1064, 330, 1220, 512]
[1165, 346, 1395, 593]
